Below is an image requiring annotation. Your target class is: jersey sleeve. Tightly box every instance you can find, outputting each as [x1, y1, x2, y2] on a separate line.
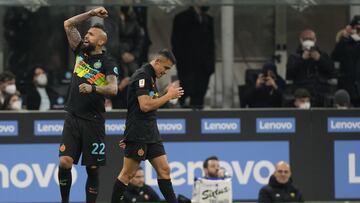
[104, 56, 120, 77]
[134, 73, 152, 97]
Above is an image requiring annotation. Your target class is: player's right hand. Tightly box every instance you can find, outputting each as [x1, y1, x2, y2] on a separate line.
[90, 7, 108, 18]
[167, 84, 184, 99]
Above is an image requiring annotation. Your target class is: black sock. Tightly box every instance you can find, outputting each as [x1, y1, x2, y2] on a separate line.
[58, 166, 72, 203]
[86, 167, 99, 203]
[158, 179, 178, 203]
[110, 179, 127, 203]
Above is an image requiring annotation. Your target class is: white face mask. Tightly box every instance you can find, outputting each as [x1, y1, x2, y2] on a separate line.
[302, 40, 315, 50]
[11, 100, 22, 110]
[36, 74, 48, 86]
[105, 106, 113, 111]
[5, 84, 17, 94]
[299, 102, 311, 109]
[351, 33, 360, 42]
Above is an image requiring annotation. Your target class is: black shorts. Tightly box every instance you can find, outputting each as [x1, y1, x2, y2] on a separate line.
[124, 141, 166, 162]
[59, 113, 106, 166]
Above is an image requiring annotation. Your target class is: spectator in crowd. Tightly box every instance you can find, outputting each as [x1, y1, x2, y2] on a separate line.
[294, 88, 311, 109]
[171, 5, 215, 109]
[121, 167, 160, 202]
[203, 156, 220, 179]
[258, 161, 304, 203]
[287, 29, 334, 107]
[1, 92, 22, 110]
[0, 71, 17, 107]
[334, 89, 351, 109]
[105, 6, 145, 109]
[133, 6, 151, 64]
[248, 62, 285, 108]
[25, 65, 58, 110]
[332, 15, 360, 107]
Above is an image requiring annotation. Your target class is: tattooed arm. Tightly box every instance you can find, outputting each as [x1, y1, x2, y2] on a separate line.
[64, 7, 108, 50]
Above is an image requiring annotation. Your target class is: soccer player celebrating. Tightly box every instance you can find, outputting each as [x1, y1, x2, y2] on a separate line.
[111, 49, 184, 203]
[58, 7, 118, 203]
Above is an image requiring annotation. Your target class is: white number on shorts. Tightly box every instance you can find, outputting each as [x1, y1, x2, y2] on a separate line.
[91, 143, 105, 155]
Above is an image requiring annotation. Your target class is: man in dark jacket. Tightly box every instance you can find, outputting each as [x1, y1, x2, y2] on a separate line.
[171, 6, 215, 109]
[258, 161, 304, 203]
[332, 15, 360, 107]
[121, 167, 160, 202]
[287, 29, 334, 107]
[249, 62, 285, 108]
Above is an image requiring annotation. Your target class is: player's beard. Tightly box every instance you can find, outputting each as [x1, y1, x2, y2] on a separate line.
[81, 43, 96, 54]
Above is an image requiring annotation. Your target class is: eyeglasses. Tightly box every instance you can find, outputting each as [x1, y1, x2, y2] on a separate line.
[277, 170, 289, 174]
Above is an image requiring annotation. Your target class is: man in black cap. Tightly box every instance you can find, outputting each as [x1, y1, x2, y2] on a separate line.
[332, 15, 360, 107]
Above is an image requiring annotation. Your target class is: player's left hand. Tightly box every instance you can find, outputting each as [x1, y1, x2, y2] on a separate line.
[79, 83, 92, 93]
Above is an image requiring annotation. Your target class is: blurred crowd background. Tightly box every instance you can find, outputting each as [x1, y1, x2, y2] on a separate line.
[0, 0, 359, 111]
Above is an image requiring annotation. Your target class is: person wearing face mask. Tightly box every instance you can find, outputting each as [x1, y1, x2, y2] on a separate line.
[258, 161, 304, 202]
[332, 15, 360, 107]
[25, 66, 58, 110]
[171, 4, 215, 109]
[1, 92, 22, 111]
[287, 29, 334, 107]
[248, 62, 285, 108]
[293, 88, 311, 109]
[0, 71, 17, 108]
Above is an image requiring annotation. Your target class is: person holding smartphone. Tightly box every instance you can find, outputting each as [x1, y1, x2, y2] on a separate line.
[287, 29, 334, 107]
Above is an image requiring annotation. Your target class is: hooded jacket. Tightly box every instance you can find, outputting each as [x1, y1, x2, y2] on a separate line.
[258, 175, 304, 203]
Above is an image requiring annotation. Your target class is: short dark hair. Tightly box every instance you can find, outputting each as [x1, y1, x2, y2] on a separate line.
[91, 23, 107, 35]
[334, 89, 351, 107]
[294, 88, 311, 99]
[0, 71, 15, 83]
[203, 156, 218, 169]
[158, 49, 177, 65]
